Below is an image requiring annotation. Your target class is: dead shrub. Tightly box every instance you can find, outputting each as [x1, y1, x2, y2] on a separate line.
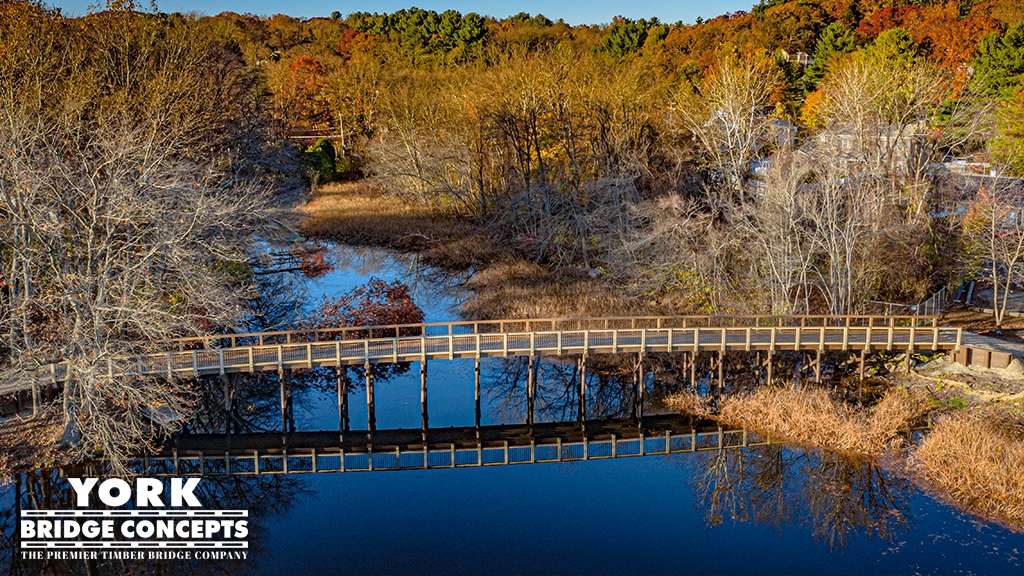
[911, 409, 1024, 529]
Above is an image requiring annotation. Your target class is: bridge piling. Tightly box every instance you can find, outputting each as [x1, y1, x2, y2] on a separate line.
[336, 368, 349, 442]
[278, 368, 287, 434]
[420, 360, 429, 437]
[578, 355, 587, 433]
[527, 354, 535, 432]
[474, 357, 481, 437]
[636, 353, 645, 429]
[717, 351, 724, 394]
[365, 361, 376, 436]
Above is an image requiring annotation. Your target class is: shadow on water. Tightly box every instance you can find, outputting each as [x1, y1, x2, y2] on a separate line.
[691, 445, 912, 551]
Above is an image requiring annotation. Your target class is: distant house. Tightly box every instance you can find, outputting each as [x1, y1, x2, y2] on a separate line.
[815, 122, 928, 174]
[780, 50, 815, 67]
[769, 119, 796, 149]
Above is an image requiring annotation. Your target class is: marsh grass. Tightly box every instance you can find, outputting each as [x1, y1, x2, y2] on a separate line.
[300, 182, 649, 319]
[299, 182, 491, 266]
[461, 260, 643, 320]
[912, 408, 1024, 529]
[668, 386, 929, 457]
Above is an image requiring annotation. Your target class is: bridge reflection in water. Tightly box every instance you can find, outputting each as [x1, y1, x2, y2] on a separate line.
[138, 415, 768, 477]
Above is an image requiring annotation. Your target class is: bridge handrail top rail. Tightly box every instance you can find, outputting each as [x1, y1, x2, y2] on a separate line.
[159, 313, 941, 347]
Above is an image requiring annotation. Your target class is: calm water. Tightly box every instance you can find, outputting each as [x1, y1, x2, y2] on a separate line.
[3, 244, 1023, 575]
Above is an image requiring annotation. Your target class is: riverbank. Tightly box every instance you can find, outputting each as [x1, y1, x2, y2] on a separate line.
[299, 181, 643, 319]
[667, 364, 1024, 532]
[0, 411, 69, 481]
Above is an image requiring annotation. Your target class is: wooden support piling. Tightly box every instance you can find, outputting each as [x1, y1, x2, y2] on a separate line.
[578, 354, 587, 431]
[859, 348, 867, 382]
[278, 368, 287, 433]
[337, 368, 348, 434]
[636, 353, 645, 427]
[365, 361, 376, 434]
[717, 350, 724, 394]
[474, 356, 482, 436]
[420, 360, 429, 433]
[527, 354, 535, 430]
[814, 348, 822, 384]
[690, 352, 698, 390]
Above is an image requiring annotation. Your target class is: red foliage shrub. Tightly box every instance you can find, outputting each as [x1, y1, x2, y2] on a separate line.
[297, 278, 425, 339]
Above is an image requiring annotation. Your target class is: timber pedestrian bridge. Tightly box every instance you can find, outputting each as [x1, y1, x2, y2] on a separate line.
[33, 315, 966, 386]
[8, 313, 988, 419]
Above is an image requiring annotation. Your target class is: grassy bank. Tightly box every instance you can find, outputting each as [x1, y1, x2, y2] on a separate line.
[300, 181, 645, 319]
[299, 182, 494, 269]
[912, 407, 1024, 528]
[668, 385, 929, 457]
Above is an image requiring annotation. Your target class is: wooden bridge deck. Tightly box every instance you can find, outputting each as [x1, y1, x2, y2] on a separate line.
[26, 315, 961, 386]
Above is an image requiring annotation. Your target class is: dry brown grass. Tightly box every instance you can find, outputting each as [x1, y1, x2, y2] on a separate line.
[299, 182, 494, 267]
[461, 259, 645, 320]
[911, 408, 1024, 529]
[668, 386, 929, 457]
[299, 181, 659, 320]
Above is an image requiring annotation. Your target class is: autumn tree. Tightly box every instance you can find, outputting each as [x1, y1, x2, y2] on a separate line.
[0, 3, 274, 470]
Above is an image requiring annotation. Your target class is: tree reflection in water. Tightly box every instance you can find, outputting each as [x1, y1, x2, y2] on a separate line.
[485, 356, 653, 423]
[692, 445, 913, 551]
[0, 467, 306, 575]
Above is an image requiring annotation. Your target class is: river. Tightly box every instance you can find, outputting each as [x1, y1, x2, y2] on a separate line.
[2, 244, 1023, 575]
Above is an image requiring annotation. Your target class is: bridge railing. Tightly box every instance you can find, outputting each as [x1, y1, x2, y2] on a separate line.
[50, 323, 959, 384]
[157, 314, 940, 352]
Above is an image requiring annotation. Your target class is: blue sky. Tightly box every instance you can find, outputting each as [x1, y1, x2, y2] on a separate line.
[49, 0, 756, 26]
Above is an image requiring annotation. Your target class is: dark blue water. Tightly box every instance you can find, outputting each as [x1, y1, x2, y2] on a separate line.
[251, 245, 1024, 576]
[2, 244, 1022, 575]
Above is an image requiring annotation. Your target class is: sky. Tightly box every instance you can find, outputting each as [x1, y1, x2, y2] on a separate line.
[48, 0, 757, 26]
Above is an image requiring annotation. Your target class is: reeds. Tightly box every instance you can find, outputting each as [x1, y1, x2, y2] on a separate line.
[299, 182, 482, 258]
[669, 385, 929, 457]
[461, 260, 641, 320]
[911, 408, 1024, 528]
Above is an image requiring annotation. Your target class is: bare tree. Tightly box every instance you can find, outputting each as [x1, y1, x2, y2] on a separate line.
[0, 6, 275, 471]
[671, 54, 782, 209]
[734, 151, 817, 314]
[961, 179, 1024, 332]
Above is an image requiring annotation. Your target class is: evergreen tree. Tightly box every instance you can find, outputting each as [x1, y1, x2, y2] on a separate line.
[974, 24, 1024, 99]
[803, 22, 855, 91]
